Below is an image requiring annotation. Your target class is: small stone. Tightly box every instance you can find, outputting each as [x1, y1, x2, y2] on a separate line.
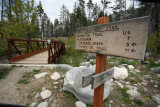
[110, 79, 113, 82]
[157, 74, 160, 78]
[54, 86, 58, 89]
[128, 65, 134, 70]
[121, 104, 126, 107]
[53, 82, 59, 84]
[157, 105, 160, 107]
[109, 100, 113, 104]
[126, 82, 130, 85]
[132, 86, 137, 90]
[50, 72, 60, 80]
[30, 102, 37, 107]
[142, 86, 148, 92]
[36, 93, 39, 98]
[109, 104, 111, 107]
[42, 87, 46, 91]
[138, 83, 141, 86]
[135, 69, 141, 73]
[126, 85, 132, 90]
[113, 66, 128, 80]
[141, 82, 148, 86]
[150, 80, 154, 82]
[34, 72, 47, 79]
[75, 101, 86, 107]
[154, 85, 158, 88]
[117, 82, 123, 88]
[37, 102, 48, 107]
[152, 96, 160, 104]
[110, 87, 113, 91]
[40, 90, 51, 99]
[127, 89, 141, 98]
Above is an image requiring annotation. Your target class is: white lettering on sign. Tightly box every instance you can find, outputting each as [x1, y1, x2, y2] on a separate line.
[75, 16, 150, 60]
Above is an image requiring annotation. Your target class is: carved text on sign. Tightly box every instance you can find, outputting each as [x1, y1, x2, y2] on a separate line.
[76, 16, 150, 60]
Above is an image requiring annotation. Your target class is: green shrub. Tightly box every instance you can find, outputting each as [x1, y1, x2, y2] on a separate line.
[18, 79, 29, 84]
[147, 28, 160, 58]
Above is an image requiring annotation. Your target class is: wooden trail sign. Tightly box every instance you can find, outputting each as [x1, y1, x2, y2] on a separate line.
[75, 16, 150, 60]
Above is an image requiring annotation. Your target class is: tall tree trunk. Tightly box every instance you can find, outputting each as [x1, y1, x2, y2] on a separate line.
[1, 0, 4, 20]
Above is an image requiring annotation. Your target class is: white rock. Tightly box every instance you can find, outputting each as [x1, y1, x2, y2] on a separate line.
[128, 65, 134, 70]
[154, 85, 158, 88]
[40, 90, 51, 99]
[36, 93, 39, 98]
[81, 62, 90, 67]
[42, 87, 46, 91]
[126, 85, 133, 90]
[30, 102, 37, 107]
[53, 82, 59, 84]
[113, 66, 128, 80]
[117, 82, 123, 88]
[50, 72, 60, 80]
[126, 89, 141, 98]
[109, 100, 113, 104]
[54, 86, 58, 89]
[37, 102, 48, 107]
[110, 79, 114, 82]
[126, 82, 130, 85]
[75, 101, 86, 107]
[135, 69, 141, 73]
[157, 105, 160, 107]
[152, 96, 160, 104]
[141, 82, 148, 86]
[63, 66, 111, 105]
[34, 72, 47, 79]
[142, 86, 148, 92]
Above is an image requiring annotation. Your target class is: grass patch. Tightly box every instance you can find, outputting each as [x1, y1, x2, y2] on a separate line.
[119, 58, 137, 65]
[32, 69, 40, 74]
[148, 59, 160, 68]
[0, 68, 11, 79]
[18, 79, 29, 84]
[122, 97, 132, 104]
[90, 61, 96, 65]
[18, 69, 41, 84]
[11, 65, 17, 67]
[118, 87, 129, 97]
[134, 99, 144, 105]
[128, 71, 141, 82]
[129, 79, 138, 84]
[18, 65, 23, 67]
[58, 35, 86, 67]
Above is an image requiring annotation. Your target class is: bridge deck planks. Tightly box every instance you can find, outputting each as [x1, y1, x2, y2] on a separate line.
[12, 51, 49, 64]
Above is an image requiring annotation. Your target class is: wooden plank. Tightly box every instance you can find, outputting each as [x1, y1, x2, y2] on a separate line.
[82, 72, 94, 87]
[92, 68, 114, 89]
[75, 16, 150, 60]
[10, 49, 48, 62]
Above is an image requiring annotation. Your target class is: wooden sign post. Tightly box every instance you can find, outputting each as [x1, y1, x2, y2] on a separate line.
[93, 16, 109, 107]
[75, 16, 150, 107]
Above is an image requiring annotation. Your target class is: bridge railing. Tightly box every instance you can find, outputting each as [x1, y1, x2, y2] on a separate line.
[48, 40, 65, 64]
[7, 38, 65, 64]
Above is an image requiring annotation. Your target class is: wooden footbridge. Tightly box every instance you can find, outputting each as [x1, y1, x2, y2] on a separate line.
[7, 39, 65, 64]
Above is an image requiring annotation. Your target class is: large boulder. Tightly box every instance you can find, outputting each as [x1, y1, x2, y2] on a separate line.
[113, 66, 128, 80]
[63, 66, 111, 105]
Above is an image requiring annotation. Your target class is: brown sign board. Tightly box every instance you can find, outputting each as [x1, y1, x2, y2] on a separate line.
[75, 16, 150, 60]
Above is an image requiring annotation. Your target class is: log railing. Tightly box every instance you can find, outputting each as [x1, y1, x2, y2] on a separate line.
[7, 38, 65, 64]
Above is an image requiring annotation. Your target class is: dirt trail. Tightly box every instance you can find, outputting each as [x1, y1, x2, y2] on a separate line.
[0, 67, 42, 105]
